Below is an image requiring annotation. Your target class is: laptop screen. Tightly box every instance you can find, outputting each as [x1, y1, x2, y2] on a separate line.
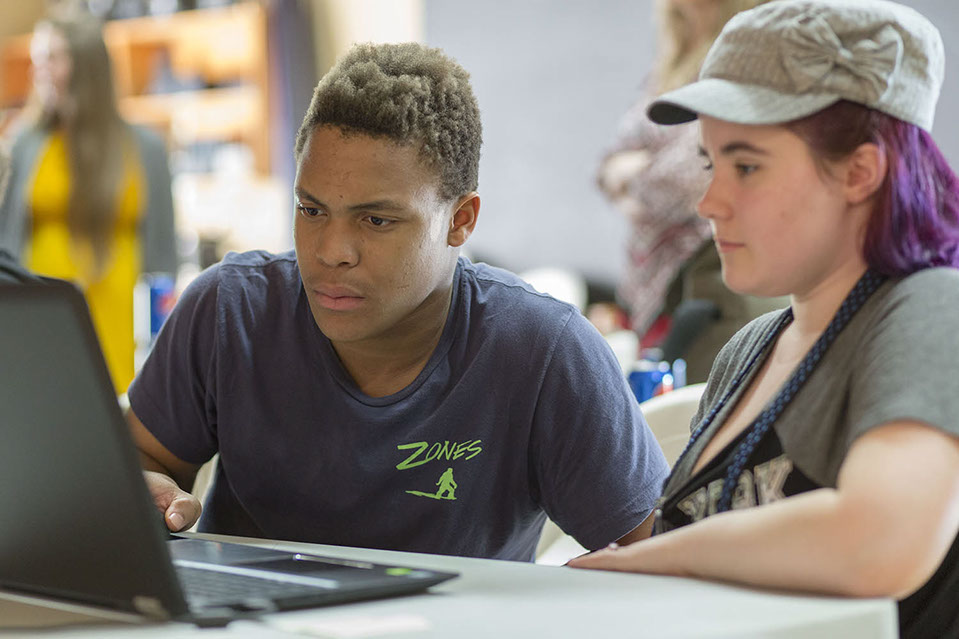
[0, 283, 187, 616]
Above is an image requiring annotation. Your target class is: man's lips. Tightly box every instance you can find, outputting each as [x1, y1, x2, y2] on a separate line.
[311, 285, 365, 311]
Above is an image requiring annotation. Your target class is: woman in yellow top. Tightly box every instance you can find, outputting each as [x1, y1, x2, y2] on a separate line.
[0, 14, 176, 392]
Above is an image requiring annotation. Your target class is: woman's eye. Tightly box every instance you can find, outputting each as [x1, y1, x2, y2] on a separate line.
[702, 161, 714, 172]
[735, 164, 758, 177]
[297, 204, 320, 217]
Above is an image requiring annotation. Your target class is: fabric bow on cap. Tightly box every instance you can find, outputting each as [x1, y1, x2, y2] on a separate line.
[781, 13, 903, 102]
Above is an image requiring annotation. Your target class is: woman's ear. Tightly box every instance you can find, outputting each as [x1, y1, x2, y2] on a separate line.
[448, 192, 480, 247]
[844, 142, 888, 205]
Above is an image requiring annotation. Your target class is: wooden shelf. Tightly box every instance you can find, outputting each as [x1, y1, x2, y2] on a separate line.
[0, 33, 31, 107]
[120, 84, 262, 146]
[0, 1, 271, 174]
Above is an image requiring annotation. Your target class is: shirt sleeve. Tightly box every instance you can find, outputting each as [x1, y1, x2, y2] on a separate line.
[127, 263, 221, 465]
[529, 312, 670, 550]
[846, 268, 959, 451]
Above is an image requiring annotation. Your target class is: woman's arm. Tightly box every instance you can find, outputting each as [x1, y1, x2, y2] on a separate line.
[569, 421, 959, 599]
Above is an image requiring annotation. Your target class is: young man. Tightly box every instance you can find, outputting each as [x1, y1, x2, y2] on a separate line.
[130, 43, 669, 561]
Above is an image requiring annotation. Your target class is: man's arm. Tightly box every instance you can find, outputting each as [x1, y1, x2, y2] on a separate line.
[128, 408, 203, 532]
[531, 307, 670, 552]
[571, 421, 959, 599]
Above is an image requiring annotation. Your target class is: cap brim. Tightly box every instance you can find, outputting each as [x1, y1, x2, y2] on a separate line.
[647, 78, 841, 126]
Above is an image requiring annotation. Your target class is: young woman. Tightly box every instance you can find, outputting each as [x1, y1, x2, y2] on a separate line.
[0, 14, 176, 392]
[596, 0, 782, 383]
[571, 1, 959, 637]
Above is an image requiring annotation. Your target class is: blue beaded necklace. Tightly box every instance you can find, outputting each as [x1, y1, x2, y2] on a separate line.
[664, 269, 887, 516]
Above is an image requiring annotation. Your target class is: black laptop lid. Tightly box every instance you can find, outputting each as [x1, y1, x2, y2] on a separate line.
[0, 282, 188, 617]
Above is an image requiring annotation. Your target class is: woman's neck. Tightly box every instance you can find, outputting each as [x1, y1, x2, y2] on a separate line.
[788, 259, 870, 341]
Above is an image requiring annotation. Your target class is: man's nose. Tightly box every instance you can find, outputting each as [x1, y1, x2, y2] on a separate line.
[314, 219, 359, 267]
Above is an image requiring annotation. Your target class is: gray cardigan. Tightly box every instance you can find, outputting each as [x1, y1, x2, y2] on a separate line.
[0, 125, 177, 275]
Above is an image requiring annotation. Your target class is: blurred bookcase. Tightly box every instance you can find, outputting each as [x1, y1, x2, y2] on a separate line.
[1, 1, 271, 174]
[0, 1, 292, 270]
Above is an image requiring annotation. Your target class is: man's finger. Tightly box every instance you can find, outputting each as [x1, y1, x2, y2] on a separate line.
[165, 494, 202, 531]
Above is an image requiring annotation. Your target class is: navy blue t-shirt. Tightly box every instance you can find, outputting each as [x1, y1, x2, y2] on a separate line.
[129, 251, 668, 560]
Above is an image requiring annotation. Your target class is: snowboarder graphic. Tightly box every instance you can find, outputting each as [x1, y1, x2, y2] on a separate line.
[406, 467, 458, 500]
[435, 467, 457, 499]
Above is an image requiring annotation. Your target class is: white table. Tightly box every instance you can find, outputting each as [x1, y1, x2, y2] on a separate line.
[0, 533, 897, 638]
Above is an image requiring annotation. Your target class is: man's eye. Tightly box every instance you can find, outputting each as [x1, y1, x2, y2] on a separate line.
[297, 204, 320, 217]
[702, 161, 714, 172]
[367, 216, 391, 227]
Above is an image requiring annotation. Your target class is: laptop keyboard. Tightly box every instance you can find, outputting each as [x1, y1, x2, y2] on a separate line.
[176, 565, 332, 606]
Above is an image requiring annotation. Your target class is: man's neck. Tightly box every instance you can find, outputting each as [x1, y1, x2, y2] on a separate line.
[332, 284, 454, 398]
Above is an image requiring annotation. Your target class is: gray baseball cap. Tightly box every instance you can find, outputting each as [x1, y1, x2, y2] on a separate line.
[647, 0, 944, 131]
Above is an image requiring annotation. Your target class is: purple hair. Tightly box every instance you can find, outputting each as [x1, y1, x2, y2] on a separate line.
[786, 101, 959, 277]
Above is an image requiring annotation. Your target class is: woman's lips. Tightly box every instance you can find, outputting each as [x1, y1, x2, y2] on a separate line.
[715, 238, 744, 253]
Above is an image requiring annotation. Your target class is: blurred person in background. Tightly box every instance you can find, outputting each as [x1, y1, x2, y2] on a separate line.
[0, 12, 176, 392]
[597, 0, 783, 383]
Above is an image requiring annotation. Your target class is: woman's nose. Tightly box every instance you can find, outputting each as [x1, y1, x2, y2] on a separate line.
[696, 177, 729, 221]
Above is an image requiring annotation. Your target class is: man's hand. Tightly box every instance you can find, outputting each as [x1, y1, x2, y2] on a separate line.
[144, 470, 202, 532]
[127, 409, 203, 531]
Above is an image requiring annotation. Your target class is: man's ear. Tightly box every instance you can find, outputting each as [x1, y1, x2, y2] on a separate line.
[448, 192, 480, 247]
[844, 142, 888, 205]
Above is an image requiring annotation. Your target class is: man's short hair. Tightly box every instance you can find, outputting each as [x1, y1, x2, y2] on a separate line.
[295, 42, 482, 201]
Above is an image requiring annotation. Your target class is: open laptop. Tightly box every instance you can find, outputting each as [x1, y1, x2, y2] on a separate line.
[0, 281, 457, 626]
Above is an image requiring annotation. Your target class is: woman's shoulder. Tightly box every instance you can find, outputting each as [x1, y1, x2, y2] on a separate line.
[893, 267, 959, 295]
[874, 267, 959, 319]
[699, 308, 790, 405]
[7, 125, 49, 159]
[715, 309, 788, 365]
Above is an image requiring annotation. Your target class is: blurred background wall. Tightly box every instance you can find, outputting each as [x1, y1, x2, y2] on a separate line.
[0, 0, 955, 295]
[425, 0, 959, 289]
